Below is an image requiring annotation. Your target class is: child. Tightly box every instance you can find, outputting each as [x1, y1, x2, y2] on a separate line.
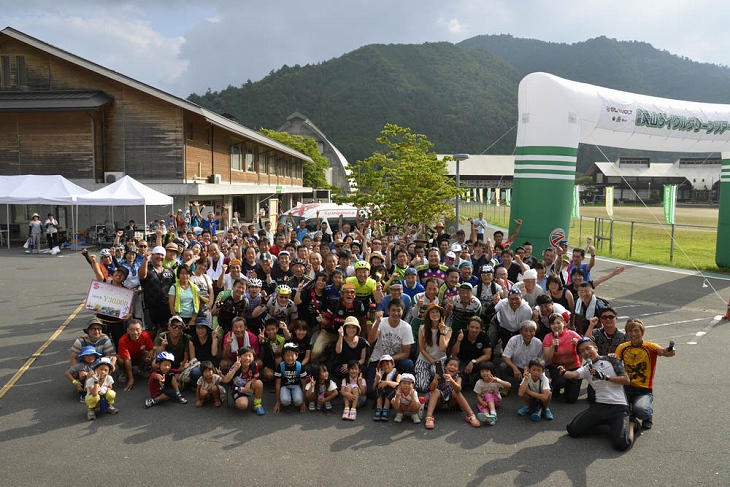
[259, 319, 288, 382]
[273, 343, 308, 413]
[517, 357, 553, 421]
[288, 320, 312, 371]
[423, 356, 481, 429]
[305, 364, 338, 411]
[84, 357, 118, 420]
[340, 360, 366, 420]
[373, 354, 400, 421]
[222, 346, 265, 415]
[473, 361, 511, 425]
[195, 361, 225, 407]
[65, 345, 101, 402]
[391, 373, 421, 424]
[145, 351, 188, 408]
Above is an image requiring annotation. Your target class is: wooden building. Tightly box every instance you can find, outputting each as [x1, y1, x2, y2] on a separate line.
[0, 27, 311, 230]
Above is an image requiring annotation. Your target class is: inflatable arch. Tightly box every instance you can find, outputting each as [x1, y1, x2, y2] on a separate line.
[510, 72, 730, 267]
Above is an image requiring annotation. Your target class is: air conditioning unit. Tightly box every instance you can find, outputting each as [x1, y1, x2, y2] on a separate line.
[104, 172, 124, 183]
[208, 173, 222, 184]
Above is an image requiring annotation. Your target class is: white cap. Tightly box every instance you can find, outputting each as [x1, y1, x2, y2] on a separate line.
[151, 246, 166, 255]
[523, 269, 538, 280]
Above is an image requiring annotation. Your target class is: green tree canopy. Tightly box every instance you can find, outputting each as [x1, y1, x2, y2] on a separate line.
[336, 123, 463, 226]
[259, 129, 331, 190]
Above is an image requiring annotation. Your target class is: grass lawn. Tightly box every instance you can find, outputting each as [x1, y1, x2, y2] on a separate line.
[461, 203, 723, 272]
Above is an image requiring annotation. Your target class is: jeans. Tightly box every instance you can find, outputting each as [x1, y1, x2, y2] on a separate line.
[625, 387, 653, 420]
[280, 384, 303, 407]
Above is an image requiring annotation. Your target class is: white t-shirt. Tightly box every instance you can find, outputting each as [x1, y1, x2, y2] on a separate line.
[370, 319, 415, 362]
[576, 357, 628, 405]
[494, 299, 533, 333]
[85, 375, 114, 395]
[524, 373, 551, 395]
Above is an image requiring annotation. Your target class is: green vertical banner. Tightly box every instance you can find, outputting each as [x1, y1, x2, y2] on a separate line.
[663, 185, 676, 225]
[495, 188, 501, 207]
[605, 187, 614, 219]
[571, 185, 580, 218]
[505, 188, 511, 207]
[486, 188, 492, 205]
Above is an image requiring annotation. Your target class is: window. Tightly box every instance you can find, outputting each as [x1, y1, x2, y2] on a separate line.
[258, 149, 266, 173]
[205, 127, 211, 146]
[230, 143, 243, 171]
[269, 154, 276, 175]
[186, 122, 194, 140]
[245, 143, 255, 172]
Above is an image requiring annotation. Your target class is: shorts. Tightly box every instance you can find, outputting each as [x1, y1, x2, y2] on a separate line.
[477, 392, 501, 412]
[375, 385, 396, 401]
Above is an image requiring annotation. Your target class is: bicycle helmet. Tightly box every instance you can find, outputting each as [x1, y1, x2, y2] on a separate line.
[354, 260, 371, 271]
[248, 278, 262, 288]
[283, 342, 299, 354]
[276, 284, 292, 296]
[156, 351, 175, 363]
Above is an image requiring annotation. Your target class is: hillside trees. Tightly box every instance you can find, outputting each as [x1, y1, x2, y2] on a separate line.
[259, 129, 331, 190]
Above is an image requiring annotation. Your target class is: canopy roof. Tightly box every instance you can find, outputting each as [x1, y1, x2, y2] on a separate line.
[0, 175, 89, 204]
[76, 175, 173, 206]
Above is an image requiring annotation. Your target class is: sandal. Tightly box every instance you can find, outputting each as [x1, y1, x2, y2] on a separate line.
[213, 400, 222, 407]
[466, 413, 481, 428]
[425, 415, 435, 429]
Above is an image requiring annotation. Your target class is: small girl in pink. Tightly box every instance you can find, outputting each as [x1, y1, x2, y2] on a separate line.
[473, 361, 511, 425]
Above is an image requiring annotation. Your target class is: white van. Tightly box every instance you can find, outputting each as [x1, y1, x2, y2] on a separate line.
[279, 203, 359, 236]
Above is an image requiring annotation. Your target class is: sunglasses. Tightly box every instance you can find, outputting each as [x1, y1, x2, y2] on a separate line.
[169, 324, 183, 330]
[600, 315, 617, 320]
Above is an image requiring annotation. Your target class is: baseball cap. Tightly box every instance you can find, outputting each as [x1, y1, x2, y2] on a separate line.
[378, 354, 394, 363]
[459, 282, 474, 290]
[445, 251, 456, 259]
[399, 373, 416, 383]
[523, 269, 538, 280]
[151, 246, 166, 255]
[508, 288, 522, 296]
[259, 253, 273, 261]
[480, 265, 494, 274]
[278, 250, 290, 257]
[404, 267, 418, 276]
[450, 243, 462, 253]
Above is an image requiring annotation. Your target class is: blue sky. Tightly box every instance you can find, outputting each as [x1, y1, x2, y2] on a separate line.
[2, 1, 727, 98]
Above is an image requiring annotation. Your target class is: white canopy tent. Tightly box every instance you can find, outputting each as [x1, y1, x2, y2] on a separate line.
[0, 175, 90, 249]
[75, 175, 174, 239]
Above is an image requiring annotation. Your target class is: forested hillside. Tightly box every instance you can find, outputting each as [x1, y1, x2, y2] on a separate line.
[189, 35, 730, 172]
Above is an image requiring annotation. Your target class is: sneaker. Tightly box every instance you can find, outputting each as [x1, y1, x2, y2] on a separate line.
[531, 407, 543, 422]
[79, 393, 87, 403]
[543, 408, 554, 420]
[309, 402, 316, 411]
[642, 418, 653, 429]
[254, 405, 265, 416]
[476, 412, 489, 424]
[485, 414, 496, 426]
[144, 398, 156, 408]
[325, 401, 333, 410]
[393, 412, 404, 423]
[315, 402, 322, 411]
[491, 413, 498, 424]
[373, 409, 382, 421]
[177, 395, 188, 404]
[411, 413, 421, 424]
[87, 409, 96, 421]
[107, 404, 119, 414]
[342, 409, 350, 420]
[349, 409, 357, 421]
[517, 405, 531, 416]
[118, 373, 127, 384]
[381, 409, 390, 421]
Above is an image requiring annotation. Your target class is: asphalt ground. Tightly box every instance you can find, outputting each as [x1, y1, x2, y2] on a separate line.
[1, 246, 729, 486]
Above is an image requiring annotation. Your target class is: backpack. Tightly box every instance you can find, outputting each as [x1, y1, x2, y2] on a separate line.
[279, 361, 302, 378]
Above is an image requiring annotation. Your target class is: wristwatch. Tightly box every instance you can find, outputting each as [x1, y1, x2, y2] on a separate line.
[471, 359, 477, 365]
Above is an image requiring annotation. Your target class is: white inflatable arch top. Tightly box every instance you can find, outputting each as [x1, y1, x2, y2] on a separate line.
[510, 72, 730, 267]
[517, 72, 730, 152]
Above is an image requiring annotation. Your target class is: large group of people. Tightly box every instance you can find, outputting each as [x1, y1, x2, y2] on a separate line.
[65, 207, 675, 451]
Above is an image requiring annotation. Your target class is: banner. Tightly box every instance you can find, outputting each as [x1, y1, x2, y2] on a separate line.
[605, 187, 614, 219]
[505, 188, 511, 207]
[84, 280, 135, 319]
[495, 188, 501, 207]
[486, 188, 492, 205]
[664, 184, 677, 225]
[571, 185, 580, 218]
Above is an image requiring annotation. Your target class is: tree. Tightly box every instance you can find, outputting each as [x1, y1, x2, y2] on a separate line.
[335, 123, 463, 226]
[259, 129, 331, 190]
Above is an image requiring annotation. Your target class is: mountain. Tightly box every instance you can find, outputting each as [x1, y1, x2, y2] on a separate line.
[189, 36, 730, 173]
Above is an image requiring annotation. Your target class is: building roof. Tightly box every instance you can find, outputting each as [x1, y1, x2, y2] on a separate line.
[0, 27, 311, 163]
[0, 90, 113, 112]
[280, 112, 348, 168]
[588, 160, 721, 190]
[439, 154, 515, 177]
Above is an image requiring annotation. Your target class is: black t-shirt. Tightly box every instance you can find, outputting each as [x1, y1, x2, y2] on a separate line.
[335, 336, 369, 367]
[271, 264, 292, 286]
[322, 298, 367, 333]
[215, 293, 249, 334]
[288, 338, 312, 363]
[298, 286, 328, 327]
[274, 361, 307, 386]
[456, 331, 491, 363]
[141, 263, 175, 310]
[241, 261, 260, 281]
[190, 333, 218, 366]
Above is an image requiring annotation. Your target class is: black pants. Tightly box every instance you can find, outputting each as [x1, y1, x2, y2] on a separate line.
[567, 402, 632, 451]
[46, 233, 58, 249]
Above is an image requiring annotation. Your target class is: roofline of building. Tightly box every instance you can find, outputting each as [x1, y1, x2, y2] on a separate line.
[0, 26, 311, 163]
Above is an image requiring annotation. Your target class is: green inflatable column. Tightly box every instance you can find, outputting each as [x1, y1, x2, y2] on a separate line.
[716, 152, 730, 267]
[509, 146, 577, 250]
